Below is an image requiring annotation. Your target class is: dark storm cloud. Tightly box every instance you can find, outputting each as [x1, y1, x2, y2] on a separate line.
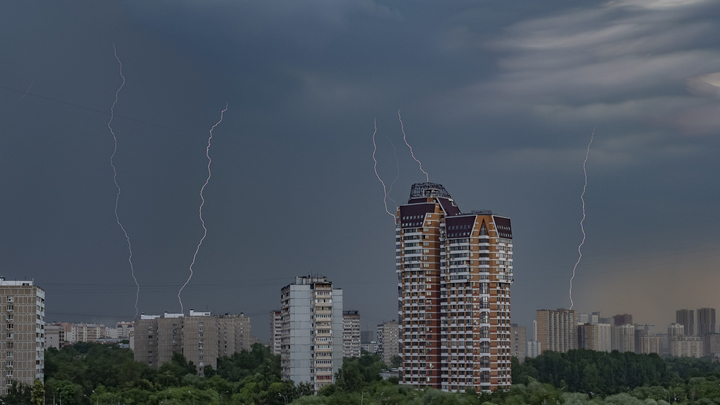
[1, 0, 719, 339]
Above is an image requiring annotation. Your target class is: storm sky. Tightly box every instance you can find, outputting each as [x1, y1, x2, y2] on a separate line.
[2, 0, 720, 342]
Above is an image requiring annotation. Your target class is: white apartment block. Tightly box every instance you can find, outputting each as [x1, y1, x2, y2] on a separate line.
[670, 337, 703, 358]
[342, 311, 361, 358]
[0, 279, 45, 395]
[280, 276, 343, 392]
[271, 310, 282, 356]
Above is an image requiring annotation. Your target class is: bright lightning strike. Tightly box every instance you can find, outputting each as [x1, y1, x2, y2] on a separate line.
[108, 44, 139, 319]
[384, 134, 400, 208]
[398, 109, 429, 183]
[372, 119, 395, 220]
[178, 103, 228, 314]
[569, 128, 595, 310]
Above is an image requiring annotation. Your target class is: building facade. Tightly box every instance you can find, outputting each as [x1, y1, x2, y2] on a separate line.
[697, 308, 716, 337]
[638, 336, 663, 355]
[271, 310, 282, 356]
[377, 320, 399, 366]
[613, 314, 632, 326]
[612, 324, 635, 353]
[342, 311, 361, 358]
[280, 276, 343, 392]
[536, 309, 577, 353]
[577, 323, 598, 351]
[0, 279, 45, 395]
[510, 324, 526, 363]
[133, 311, 251, 376]
[396, 182, 513, 392]
[670, 337, 703, 358]
[677, 309, 695, 336]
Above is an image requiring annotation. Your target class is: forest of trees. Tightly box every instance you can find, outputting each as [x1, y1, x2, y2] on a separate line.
[6, 344, 720, 404]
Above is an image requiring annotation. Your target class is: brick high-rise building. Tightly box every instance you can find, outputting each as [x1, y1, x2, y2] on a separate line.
[536, 309, 577, 353]
[697, 308, 716, 337]
[0, 279, 45, 395]
[396, 182, 513, 393]
[676, 309, 695, 336]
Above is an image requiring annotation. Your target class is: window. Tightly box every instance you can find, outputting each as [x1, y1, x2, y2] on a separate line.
[6, 297, 12, 303]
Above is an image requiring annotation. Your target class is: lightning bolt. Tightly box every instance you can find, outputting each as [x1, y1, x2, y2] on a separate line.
[178, 103, 228, 313]
[384, 134, 400, 208]
[569, 128, 595, 310]
[108, 44, 139, 319]
[398, 109, 429, 183]
[372, 119, 396, 220]
[12, 80, 33, 105]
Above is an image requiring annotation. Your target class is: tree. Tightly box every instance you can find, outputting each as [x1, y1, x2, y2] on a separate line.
[30, 379, 44, 405]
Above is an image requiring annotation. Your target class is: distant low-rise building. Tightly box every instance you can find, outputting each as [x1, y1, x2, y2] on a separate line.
[704, 333, 720, 357]
[670, 336, 703, 358]
[133, 310, 251, 376]
[638, 336, 663, 355]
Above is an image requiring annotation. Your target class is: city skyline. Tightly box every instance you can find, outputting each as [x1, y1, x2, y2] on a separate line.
[2, 1, 720, 343]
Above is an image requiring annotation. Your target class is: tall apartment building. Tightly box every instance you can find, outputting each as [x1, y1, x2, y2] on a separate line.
[270, 310, 282, 355]
[577, 323, 598, 351]
[133, 310, 251, 376]
[677, 309, 695, 336]
[697, 308, 716, 337]
[396, 182, 513, 393]
[597, 323, 612, 352]
[536, 309, 577, 353]
[612, 324, 635, 353]
[280, 276, 343, 392]
[510, 324, 526, 363]
[613, 314, 633, 326]
[342, 311, 361, 358]
[0, 279, 45, 395]
[526, 320, 541, 359]
[377, 320, 399, 366]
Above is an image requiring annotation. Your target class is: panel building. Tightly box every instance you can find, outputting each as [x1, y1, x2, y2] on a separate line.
[377, 320, 399, 366]
[510, 324, 526, 363]
[677, 309, 695, 336]
[133, 310, 251, 376]
[0, 279, 45, 395]
[396, 182, 514, 392]
[697, 308, 716, 337]
[536, 309, 577, 353]
[342, 311, 361, 358]
[280, 276, 343, 392]
[271, 310, 282, 355]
